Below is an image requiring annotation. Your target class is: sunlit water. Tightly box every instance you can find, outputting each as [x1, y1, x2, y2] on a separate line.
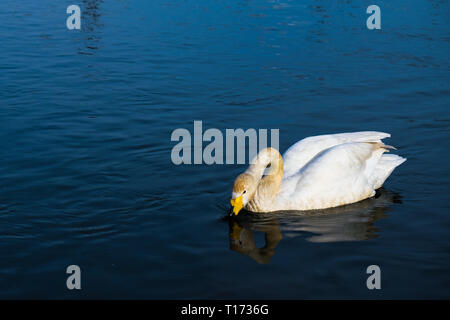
[0, 0, 449, 298]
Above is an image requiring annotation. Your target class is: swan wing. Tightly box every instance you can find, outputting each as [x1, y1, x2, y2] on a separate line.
[277, 142, 396, 210]
[282, 131, 391, 179]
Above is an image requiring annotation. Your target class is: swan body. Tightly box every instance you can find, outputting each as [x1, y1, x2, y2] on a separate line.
[230, 131, 406, 214]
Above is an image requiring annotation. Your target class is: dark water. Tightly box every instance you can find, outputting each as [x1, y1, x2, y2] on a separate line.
[1, 0, 449, 299]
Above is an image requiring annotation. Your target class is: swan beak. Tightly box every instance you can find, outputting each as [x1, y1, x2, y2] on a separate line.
[230, 195, 243, 216]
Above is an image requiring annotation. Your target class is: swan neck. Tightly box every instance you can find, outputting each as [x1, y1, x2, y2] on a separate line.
[247, 148, 283, 184]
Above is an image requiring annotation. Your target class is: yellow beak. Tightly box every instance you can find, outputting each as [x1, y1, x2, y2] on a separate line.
[230, 195, 243, 215]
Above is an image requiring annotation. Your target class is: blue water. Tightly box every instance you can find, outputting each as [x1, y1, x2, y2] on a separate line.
[0, 0, 449, 299]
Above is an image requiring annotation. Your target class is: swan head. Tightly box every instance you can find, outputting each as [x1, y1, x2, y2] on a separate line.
[230, 173, 257, 216]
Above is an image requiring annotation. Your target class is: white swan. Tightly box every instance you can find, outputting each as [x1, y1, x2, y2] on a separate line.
[230, 131, 406, 215]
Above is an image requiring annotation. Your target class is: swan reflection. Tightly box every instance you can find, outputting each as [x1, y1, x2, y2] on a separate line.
[228, 188, 401, 264]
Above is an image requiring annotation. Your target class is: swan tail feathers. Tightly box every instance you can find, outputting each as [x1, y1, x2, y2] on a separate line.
[381, 144, 397, 151]
[368, 142, 397, 151]
[370, 154, 406, 189]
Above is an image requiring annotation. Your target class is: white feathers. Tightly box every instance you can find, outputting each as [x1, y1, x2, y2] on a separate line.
[282, 131, 391, 178]
[370, 154, 407, 189]
[272, 131, 406, 211]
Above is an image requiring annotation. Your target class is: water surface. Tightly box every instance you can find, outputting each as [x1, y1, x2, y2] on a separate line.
[0, 0, 449, 298]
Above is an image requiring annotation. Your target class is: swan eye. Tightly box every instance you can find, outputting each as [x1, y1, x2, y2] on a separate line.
[243, 190, 247, 194]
